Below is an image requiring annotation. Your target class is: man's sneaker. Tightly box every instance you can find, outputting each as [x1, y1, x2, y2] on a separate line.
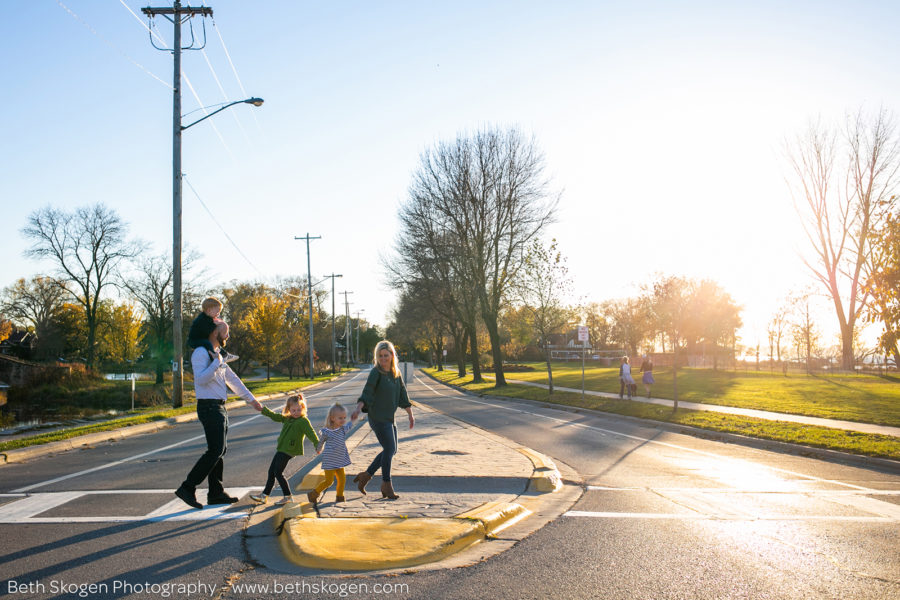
[206, 492, 239, 505]
[249, 494, 268, 504]
[175, 485, 202, 510]
[277, 495, 294, 505]
[223, 351, 239, 363]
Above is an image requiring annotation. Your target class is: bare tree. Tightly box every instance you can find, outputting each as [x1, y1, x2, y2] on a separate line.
[766, 299, 791, 369]
[787, 109, 900, 370]
[22, 204, 142, 369]
[398, 126, 557, 387]
[516, 239, 572, 395]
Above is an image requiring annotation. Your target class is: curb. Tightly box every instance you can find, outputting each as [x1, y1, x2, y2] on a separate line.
[273, 404, 566, 571]
[0, 376, 349, 466]
[419, 369, 900, 474]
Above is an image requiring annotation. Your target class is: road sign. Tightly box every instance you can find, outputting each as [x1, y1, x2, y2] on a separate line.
[577, 326, 589, 342]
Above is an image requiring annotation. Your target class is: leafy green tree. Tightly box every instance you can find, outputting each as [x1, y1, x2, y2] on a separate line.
[865, 209, 900, 367]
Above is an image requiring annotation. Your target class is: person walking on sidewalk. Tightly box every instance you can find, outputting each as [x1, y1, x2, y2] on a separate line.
[640, 355, 655, 398]
[308, 403, 357, 505]
[175, 321, 262, 510]
[621, 355, 636, 399]
[350, 340, 415, 500]
[249, 394, 319, 505]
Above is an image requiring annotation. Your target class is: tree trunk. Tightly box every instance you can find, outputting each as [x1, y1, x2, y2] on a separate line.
[483, 316, 506, 387]
[467, 325, 483, 383]
[672, 344, 679, 411]
[545, 354, 554, 396]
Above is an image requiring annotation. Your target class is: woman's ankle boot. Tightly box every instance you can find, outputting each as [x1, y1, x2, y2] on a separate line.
[381, 480, 399, 500]
[353, 471, 372, 495]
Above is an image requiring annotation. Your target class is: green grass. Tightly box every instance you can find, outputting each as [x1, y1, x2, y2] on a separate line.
[425, 367, 900, 460]
[0, 371, 353, 454]
[488, 362, 900, 427]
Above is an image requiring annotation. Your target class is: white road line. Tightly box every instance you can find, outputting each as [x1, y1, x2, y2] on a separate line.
[303, 371, 366, 399]
[413, 374, 874, 492]
[11, 377, 369, 495]
[0, 487, 262, 523]
[13, 413, 265, 493]
[563, 511, 898, 522]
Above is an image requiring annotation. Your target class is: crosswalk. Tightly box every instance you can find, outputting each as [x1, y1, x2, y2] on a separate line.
[0, 488, 261, 523]
[565, 487, 900, 522]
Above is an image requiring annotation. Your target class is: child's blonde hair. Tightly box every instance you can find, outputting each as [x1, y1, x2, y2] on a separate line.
[202, 297, 223, 312]
[324, 403, 347, 429]
[282, 394, 307, 417]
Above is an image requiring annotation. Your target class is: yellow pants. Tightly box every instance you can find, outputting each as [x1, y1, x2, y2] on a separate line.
[314, 468, 346, 496]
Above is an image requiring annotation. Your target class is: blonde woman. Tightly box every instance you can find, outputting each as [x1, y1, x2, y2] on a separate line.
[350, 340, 414, 500]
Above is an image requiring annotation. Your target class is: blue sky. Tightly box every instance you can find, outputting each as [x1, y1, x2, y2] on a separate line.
[3, 1, 900, 352]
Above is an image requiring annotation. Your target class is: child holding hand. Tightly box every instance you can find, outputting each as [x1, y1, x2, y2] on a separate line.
[307, 403, 357, 504]
[250, 394, 319, 505]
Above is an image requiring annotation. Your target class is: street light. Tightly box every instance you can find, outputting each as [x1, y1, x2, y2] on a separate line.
[171, 97, 262, 408]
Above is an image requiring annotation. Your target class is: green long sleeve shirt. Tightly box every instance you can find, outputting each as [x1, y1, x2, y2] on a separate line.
[261, 406, 319, 456]
[358, 367, 411, 423]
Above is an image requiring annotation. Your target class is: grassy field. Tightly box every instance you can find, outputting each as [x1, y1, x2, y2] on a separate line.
[0, 371, 351, 453]
[492, 362, 900, 427]
[424, 367, 900, 460]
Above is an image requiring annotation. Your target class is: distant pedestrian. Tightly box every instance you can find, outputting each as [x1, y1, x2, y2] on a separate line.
[621, 356, 636, 399]
[308, 403, 358, 505]
[350, 340, 415, 500]
[641, 355, 655, 398]
[249, 394, 319, 505]
[618, 356, 626, 399]
[175, 321, 262, 510]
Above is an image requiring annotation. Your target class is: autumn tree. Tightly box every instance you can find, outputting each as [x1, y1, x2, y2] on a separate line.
[865, 207, 900, 368]
[1, 276, 67, 360]
[647, 275, 694, 409]
[97, 301, 145, 365]
[246, 293, 288, 380]
[22, 204, 142, 369]
[787, 109, 900, 370]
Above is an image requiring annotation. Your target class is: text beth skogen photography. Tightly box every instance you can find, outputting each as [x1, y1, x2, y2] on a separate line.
[1, 2, 899, 600]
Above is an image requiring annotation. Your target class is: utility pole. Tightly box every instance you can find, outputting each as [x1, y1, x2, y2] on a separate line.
[355, 309, 366, 364]
[142, 1, 213, 409]
[323, 273, 343, 374]
[340, 291, 353, 365]
[295, 234, 321, 379]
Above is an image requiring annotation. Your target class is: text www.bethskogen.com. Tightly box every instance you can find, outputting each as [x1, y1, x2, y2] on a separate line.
[231, 580, 409, 597]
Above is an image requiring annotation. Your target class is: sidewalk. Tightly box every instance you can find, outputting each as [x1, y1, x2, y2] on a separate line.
[486, 376, 900, 438]
[245, 401, 581, 574]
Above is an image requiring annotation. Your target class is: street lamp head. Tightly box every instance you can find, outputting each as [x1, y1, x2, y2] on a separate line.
[245, 97, 264, 107]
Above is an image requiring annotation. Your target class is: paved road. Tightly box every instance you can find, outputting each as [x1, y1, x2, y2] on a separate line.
[1, 368, 898, 599]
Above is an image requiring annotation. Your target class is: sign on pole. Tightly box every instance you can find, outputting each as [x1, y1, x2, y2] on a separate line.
[577, 326, 589, 342]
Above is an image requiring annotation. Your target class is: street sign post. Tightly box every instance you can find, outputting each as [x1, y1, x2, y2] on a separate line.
[577, 326, 589, 398]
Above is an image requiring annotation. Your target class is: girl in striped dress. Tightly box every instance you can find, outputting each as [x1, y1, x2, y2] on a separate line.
[308, 403, 357, 504]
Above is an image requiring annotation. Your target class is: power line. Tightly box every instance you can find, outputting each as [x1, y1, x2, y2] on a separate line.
[56, 0, 172, 90]
[183, 175, 264, 277]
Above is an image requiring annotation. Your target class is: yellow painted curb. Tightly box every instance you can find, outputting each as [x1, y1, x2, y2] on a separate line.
[517, 447, 563, 493]
[278, 501, 529, 570]
[280, 517, 484, 570]
[457, 501, 531, 536]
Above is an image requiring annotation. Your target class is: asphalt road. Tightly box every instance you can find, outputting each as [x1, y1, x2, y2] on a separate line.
[1, 368, 898, 600]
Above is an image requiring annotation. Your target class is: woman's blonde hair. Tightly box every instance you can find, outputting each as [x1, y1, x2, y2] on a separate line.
[282, 394, 307, 417]
[325, 402, 347, 429]
[373, 340, 401, 378]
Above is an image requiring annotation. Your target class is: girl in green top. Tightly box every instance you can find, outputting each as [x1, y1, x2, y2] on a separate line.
[350, 340, 414, 500]
[250, 394, 319, 504]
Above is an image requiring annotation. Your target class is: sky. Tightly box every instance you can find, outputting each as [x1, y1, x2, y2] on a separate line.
[2, 0, 899, 354]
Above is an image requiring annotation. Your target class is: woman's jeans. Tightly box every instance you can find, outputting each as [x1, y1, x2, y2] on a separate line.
[366, 419, 398, 482]
[262, 451, 293, 496]
[183, 400, 228, 495]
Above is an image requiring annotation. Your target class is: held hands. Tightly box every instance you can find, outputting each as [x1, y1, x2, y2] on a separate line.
[251, 399, 262, 412]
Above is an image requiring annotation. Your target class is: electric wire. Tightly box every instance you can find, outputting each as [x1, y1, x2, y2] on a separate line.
[210, 17, 262, 131]
[120, 0, 235, 160]
[56, 0, 172, 90]
[182, 175, 264, 277]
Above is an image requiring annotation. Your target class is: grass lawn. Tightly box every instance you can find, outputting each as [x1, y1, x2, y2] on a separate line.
[0, 371, 353, 454]
[491, 362, 900, 427]
[424, 367, 900, 461]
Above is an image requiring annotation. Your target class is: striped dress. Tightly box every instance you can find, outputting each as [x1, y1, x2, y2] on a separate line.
[319, 422, 353, 470]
